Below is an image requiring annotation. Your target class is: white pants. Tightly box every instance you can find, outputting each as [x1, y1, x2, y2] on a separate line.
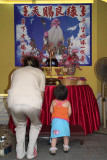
[10, 104, 42, 157]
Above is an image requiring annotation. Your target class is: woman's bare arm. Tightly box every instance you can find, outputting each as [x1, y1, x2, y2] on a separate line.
[41, 91, 44, 101]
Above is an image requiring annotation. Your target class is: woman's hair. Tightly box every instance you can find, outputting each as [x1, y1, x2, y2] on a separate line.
[23, 56, 39, 68]
[54, 84, 68, 100]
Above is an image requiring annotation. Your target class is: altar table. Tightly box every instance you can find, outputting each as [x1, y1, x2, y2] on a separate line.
[8, 85, 101, 135]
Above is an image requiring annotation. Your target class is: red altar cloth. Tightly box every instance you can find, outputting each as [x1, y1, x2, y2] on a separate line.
[8, 85, 101, 135]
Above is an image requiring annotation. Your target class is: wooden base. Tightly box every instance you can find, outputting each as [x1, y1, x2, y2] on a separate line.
[70, 125, 85, 145]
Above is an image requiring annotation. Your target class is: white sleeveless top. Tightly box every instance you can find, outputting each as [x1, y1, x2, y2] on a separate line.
[7, 66, 45, 109]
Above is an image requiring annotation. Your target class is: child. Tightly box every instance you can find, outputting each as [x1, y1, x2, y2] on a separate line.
[49, 84, 72, 155]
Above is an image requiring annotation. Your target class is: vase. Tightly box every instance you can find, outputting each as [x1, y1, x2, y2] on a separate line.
[68, 66, 76, 75]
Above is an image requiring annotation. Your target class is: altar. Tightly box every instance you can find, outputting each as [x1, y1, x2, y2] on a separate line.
[8, 85, 101, 135]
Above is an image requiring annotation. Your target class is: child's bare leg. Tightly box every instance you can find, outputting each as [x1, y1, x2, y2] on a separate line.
[63, 136, 69, 146]
[63, 136, 70, 151]
[51, 138, 57, 148]
[49, 138, 58, 154]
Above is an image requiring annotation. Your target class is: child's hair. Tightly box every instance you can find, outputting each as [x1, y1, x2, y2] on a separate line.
[23, 56, 40, 68]
[54, 84, 68, 100]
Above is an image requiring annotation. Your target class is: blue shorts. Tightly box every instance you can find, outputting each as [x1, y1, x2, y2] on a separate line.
[50, 118, 70, 139]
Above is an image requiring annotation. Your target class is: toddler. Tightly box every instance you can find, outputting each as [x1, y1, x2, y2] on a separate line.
[49, 84, 72, 155]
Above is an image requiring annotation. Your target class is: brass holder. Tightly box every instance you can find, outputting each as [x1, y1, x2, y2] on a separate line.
[55, 67, 62, 76]
[45, 68, 52, 76]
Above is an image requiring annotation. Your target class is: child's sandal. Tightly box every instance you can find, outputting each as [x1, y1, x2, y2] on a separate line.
[49, 147, 58, 155]
[63, 144, 70, 153]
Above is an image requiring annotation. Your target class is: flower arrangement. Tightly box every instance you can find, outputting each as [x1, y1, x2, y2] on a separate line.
[20, 39, 48, 66]
[57, 39, 80, 67]
[20, 51, 48, 66]
[54, 38, 82, 75]
[59, 50, 82, 75]
[59, 49, 81, 69]
[43, 38, 82, 70]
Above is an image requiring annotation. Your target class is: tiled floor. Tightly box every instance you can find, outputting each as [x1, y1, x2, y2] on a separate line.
[0, 132, 107, 160]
